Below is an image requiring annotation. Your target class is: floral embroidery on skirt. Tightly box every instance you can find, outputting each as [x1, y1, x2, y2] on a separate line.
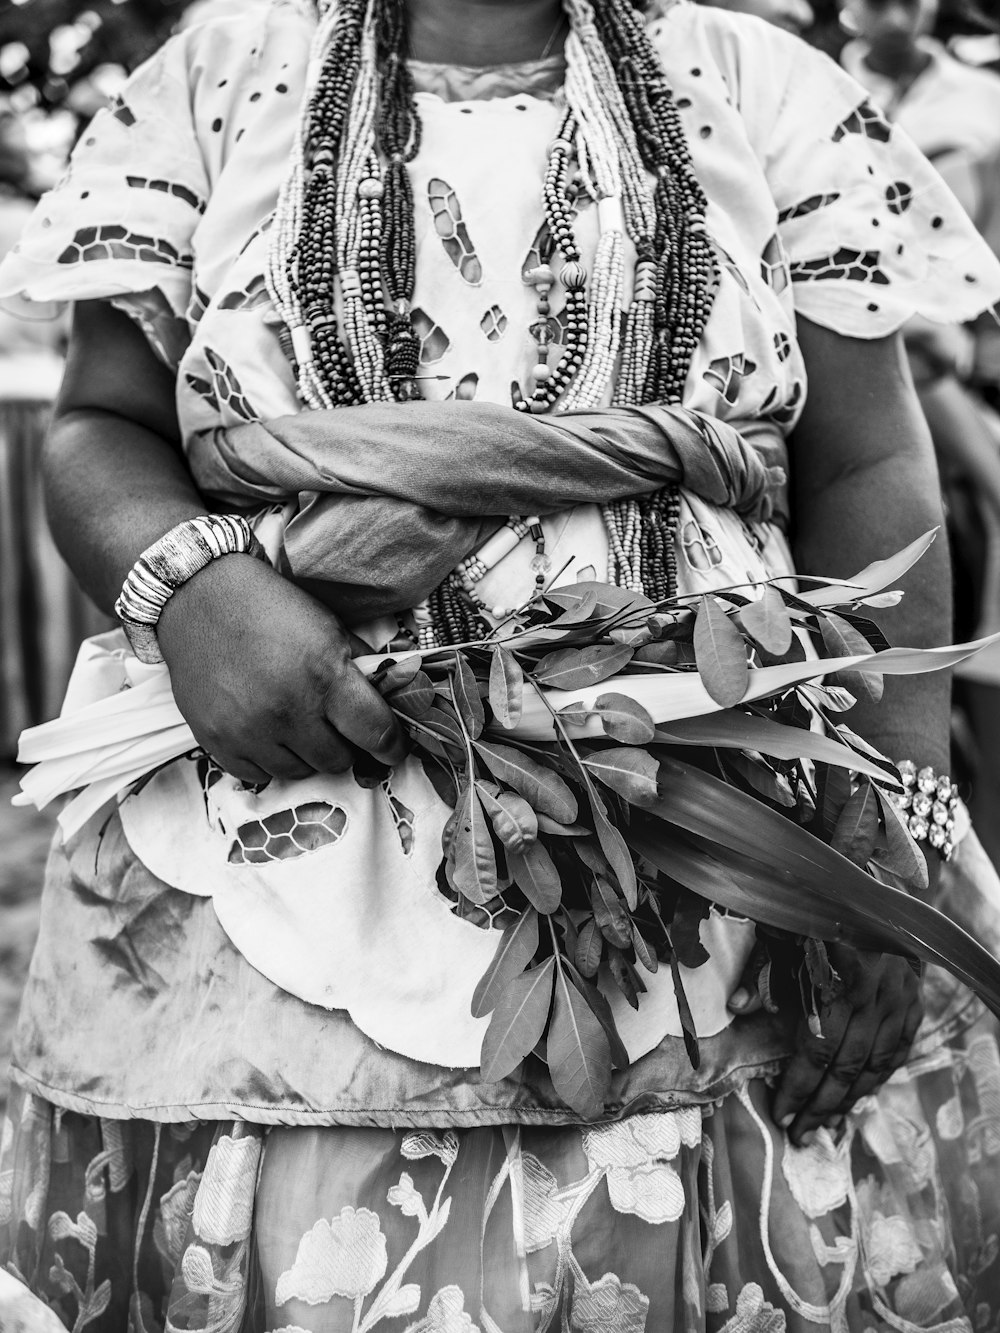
[4, 1023, 1000, 1332]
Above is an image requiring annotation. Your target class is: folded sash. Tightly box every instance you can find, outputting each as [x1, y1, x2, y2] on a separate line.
[189, 402, 788, 619]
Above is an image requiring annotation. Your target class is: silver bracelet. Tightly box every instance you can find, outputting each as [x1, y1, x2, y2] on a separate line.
[892, 760, 959, 860]
[115, 514, 266, 664]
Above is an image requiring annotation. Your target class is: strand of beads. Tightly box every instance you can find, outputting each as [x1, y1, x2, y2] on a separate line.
[637, 485, 681, 602]
[266, 0, 361, 408]
[604, 499, 642, 591]
[375, 1, 423, 399]
[519, 115, 589, 414]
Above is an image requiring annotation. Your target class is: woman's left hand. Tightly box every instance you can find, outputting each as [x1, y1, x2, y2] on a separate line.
[765, 943, 923, 1146]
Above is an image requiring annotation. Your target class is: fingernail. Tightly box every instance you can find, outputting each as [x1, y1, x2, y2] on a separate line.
[728, 988, 750, 1011]
[799, 1130, 817, 1147]
[778, 1113, 795, 1129]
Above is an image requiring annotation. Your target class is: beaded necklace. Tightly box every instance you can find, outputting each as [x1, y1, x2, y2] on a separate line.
[266, 0, 718, 645]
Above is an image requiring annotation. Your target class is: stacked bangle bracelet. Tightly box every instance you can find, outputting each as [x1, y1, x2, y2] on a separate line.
[892, 760, 959, 861]
[115, 514, 266, 664]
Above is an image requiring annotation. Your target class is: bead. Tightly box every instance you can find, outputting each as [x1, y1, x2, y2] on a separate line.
[531, 363, 553, 383]
[897, 760, 917, 784]
[929, 823, 947, 849]
[917, 765, 937, 794]
[561, 261, 587, 290]
[908, 815, 929, 841]
[491, 606, 507, 619]
[911, 791, 932, 818]
[358, 177, 384, 199]
[932, 800, 951, 825]
[525, 264, 556, 287]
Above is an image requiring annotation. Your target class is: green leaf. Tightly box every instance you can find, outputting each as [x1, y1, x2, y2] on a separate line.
[724, 750, 796, 808]
[556, 702, 593, 726]
[489, 648, 524, 730]
[565, 966, 631, 1069]
[629, 775, 1000, 1019]
[693, 596, 749, 707]
[817, 761, 853, 837]
[533, 644, 635, 690]
[549, 964, 612, 1119]
[543, 586, 599, 623]
[740, 585, 793, 656]
[632, 923, 658, 974]
[480, 958, 555, 1083]
[588, 785, 639, 910]
[831, 781, 879, 867]
[421, 705, 466, 750]
[652, 711, 891, 783]
[608, 624, 654, 648]
[575, 917, 603, 978]
[608, 947, 645, 1009]
[389, 670, 436, 719]
[536, 814, 590, 837]
[583, 747, 659, 807]
[508, 840, 562, 913]
[452, 655, 485, 738]
[590, 875, 633, 948]
[549, 581, 654, 620]
[820, 613, 884, 704]
[482, 790, 538, 853]
[373, 654, 423, 692]
[472, 908, 540, 1018]
[593, 693, 656, 744]
[474, 741, 579, 824]
[450, 784, 498, 905]
[873, 789, 929, 893]
[795, 530, 938, 608]
[670, 953, 701, 1070]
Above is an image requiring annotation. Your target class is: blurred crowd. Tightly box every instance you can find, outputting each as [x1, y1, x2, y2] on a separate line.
[1, 0, 999, 861]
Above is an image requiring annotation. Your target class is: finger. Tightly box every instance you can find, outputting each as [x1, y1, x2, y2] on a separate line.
[209, 753, 272, 786]
[786, 1011, 876, 1142]
[832, 1007, 911, 1113]
[772, 1004, 849, 1133]
[323, 664, 407, 766]
[727, 986, 763, 1015]
[287, 718, 356, 776]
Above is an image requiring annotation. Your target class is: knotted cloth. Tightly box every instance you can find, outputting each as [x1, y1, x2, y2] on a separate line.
[191, 402, 787, 619]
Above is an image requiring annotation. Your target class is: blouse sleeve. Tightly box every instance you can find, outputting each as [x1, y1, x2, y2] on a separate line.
[707, 10, 1000, 337]
[0, 27, 211, 369]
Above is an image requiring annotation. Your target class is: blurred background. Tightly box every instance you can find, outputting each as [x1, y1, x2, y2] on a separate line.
[0, 0, 999, 1117]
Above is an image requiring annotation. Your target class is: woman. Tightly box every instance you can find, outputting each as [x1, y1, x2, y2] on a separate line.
[2, 0, 1000, 1326]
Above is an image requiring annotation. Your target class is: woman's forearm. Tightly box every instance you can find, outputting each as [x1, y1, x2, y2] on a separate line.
[792, 320, 952, 774]
[44, 408, 205, 615]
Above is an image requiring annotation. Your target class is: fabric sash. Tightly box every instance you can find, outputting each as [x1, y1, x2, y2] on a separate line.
[189, 402, 788, 620]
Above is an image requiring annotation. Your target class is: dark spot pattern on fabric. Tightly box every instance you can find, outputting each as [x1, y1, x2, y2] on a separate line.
[790, 247, 889, 285]
[480, 304, 508, 341]
[832, 100, 892, 144]
[428, 178, 482, 284]
[703, 352, 757, 405]
[382, 781, 415, 856]
[228, 802, 348, 864]
[681, 516, 723, 571]
[57, 226, 193, 269]
[218, 274, 271, 311]
[205, 347, 259, 422]
[884, 181, 914, 215]
[446, 372, 480, 401]
[110, 99, 136, 127]
[760, 235, 790, 294]
[126, 176, 207, 214]
[773, 331, 792, 362]
[776, 193, 841, 225]
[187, 285, 211, 326]
[712, 242, 751, 297]
[521, 222, 551, 282]
[412, 308, 451, 362]
[211, 117, 223, 133]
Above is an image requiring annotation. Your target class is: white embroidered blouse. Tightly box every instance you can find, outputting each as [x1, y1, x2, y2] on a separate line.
[2, 0, 999, 1106]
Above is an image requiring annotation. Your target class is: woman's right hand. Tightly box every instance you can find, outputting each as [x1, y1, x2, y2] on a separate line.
[157, 553, 407, 784]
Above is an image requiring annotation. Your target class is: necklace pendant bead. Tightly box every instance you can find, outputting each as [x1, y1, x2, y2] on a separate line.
[560, 261, 587, 291]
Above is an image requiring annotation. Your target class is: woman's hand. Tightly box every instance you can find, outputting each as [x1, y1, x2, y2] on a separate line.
[158, 553, 407, 784]
[729, 942, 923, 1146]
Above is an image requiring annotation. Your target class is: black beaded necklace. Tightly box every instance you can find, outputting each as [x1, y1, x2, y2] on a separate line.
[287, 0, 718, 642]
